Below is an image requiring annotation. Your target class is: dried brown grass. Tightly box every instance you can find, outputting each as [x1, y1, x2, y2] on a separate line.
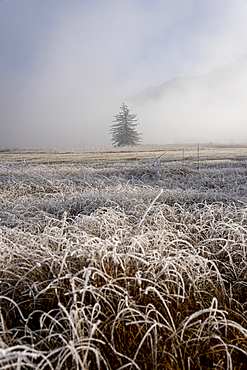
[0, 157, 247, 369]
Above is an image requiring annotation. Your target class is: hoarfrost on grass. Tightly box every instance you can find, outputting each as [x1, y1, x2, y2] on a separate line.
[0, 156, 247, 369]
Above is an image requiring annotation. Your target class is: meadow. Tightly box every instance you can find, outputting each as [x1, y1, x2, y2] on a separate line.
[0, 144, 247, 369]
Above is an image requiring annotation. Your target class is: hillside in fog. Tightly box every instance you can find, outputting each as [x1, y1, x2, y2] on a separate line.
[128, 55, 247, 144]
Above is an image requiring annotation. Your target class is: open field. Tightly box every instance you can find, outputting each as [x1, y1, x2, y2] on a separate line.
[0, 145, 247, 369]
[1, 143, 247, 165]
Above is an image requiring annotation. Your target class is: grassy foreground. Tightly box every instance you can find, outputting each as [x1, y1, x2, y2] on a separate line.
[0, 148, 247, 369]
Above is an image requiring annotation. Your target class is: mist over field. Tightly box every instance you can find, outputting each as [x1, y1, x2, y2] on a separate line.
[1, 0, 247, 147]
[2, 2, 247, 367]
[129, 55, 247, 144]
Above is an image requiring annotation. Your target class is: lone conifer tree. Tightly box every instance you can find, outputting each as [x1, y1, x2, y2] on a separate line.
[110, 103, 142, 147]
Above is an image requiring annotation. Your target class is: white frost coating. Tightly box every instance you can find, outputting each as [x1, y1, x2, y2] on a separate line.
[0, 153, 247, 369]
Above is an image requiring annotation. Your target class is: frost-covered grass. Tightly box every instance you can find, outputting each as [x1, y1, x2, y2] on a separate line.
[0, 152, 247, 369]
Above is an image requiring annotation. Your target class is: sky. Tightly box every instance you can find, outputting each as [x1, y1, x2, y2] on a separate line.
[1, 0, 247, 147]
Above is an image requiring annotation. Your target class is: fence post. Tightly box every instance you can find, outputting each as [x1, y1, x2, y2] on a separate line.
[197, 143, 200, 169]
